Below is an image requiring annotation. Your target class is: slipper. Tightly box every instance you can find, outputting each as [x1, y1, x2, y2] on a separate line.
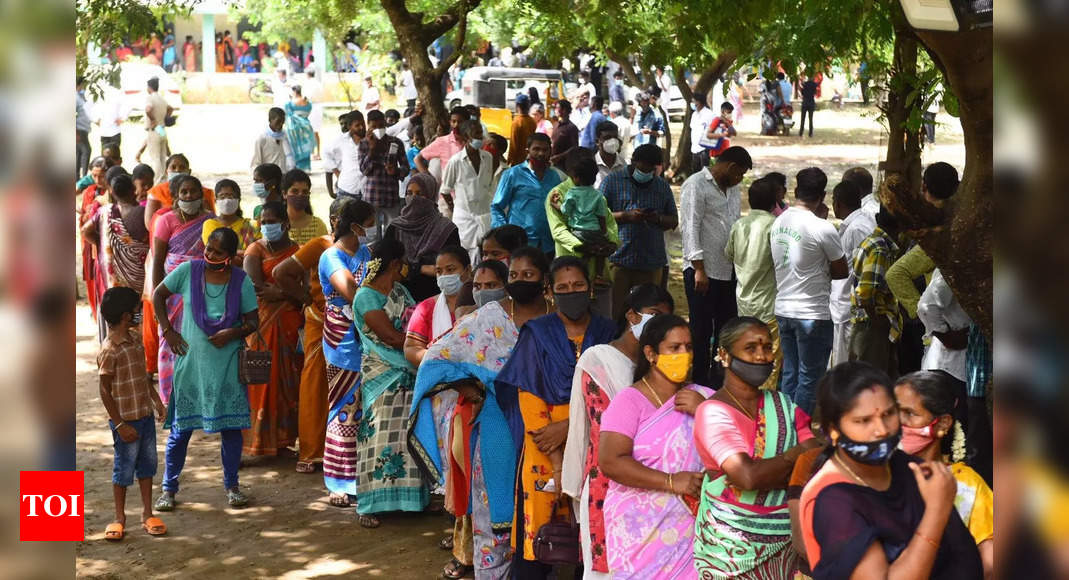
[295, 461, 317, 474]
[358, 514, 381, 529]
[104, 522, 124, 542]
[442, 557, 473, 579]
[438, 535, 454, 550]
[142, 516, 167, 536]
[328, 493, 352, 508]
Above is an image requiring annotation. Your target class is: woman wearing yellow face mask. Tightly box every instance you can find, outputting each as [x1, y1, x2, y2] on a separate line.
[597, 314, 712, 579]
[692, 316, 822, 579]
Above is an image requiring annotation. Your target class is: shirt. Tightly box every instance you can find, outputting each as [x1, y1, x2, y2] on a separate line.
[573, 106, 592, 132]
[251, 131, 291, 172]
[358, 136, 409, 208]
[76, 91, 92, 132]
[633, 108, 665, 146]
[361, 85, 381, 110]
[509, 114, 537, 166]
[770, 207, 845, 320]
[726, 209, 777, 321]
[323, 131, 349, 173]
[551, 120, 579, 169]
[918, 269, 972, 381]
[546, 179, 620, 278]
[829, 209, 877, 323]
[609, 83, 626, 104]
[334, 133, 366, 195]
[420, 132, 463, 170]
[579, 110, 608, 149]
[778, 79, 793, 105]
[886, 244, 935, 319]
[679, 168, 740, 280]
[801, 80, 818, 108]
[689, 106, 717, 154]
[850, 226, 903, 341]
[401, 69, 417, 100]
[600, 166, 677, 270]
[491, 161, 564, 254]
[594, 151, 626, 189]
[94, 88, 128, 137]
[441, 147, 495, 251]
[97, 328, 155, 421]
[610, 115, 633, 162]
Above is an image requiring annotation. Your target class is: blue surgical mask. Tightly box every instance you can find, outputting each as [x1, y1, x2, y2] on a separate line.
[437, 273, 464, 296]
[630, 312, 656, 340]
[468, 138, 484, 150]
[261, 222, 284, 242]
[632, 168, 654, 184]
[253, 182, 269, 199]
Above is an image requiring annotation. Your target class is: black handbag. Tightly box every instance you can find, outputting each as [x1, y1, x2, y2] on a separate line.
[164, 115, 176, 127]
[532, 497, 581, 565]
[238, 329, 271, 385]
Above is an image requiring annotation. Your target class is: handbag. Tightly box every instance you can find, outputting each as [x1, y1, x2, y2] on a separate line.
[238, 329, 272, 384]
[532, 497, 581, 565]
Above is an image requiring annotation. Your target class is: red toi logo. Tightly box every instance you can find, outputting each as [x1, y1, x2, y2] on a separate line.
[20, 471, 84, 541]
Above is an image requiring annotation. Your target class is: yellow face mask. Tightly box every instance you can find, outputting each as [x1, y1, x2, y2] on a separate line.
[655, 352, 693, 384]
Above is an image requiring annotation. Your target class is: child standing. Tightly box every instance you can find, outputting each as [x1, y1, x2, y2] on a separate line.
[702, 102, 738, 158]
[250, 107, 292, 172]
[97, 286, 168, 541]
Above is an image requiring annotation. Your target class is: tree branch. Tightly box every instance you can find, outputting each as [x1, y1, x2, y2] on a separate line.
[432, 5, 469, 78]
[423, 0, 482, 44]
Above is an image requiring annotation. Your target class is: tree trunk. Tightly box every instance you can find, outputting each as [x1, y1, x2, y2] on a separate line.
[607, 49, 645, 88]
[670, 53, 736, 180]
[881, 7, 923, 199]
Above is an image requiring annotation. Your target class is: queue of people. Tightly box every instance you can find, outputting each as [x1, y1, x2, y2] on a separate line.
[83, 93, 990, 580]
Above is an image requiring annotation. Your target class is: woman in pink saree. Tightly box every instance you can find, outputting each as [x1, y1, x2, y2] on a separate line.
[598, 314, 711, 579]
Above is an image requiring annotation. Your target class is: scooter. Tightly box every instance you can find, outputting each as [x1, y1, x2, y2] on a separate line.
[760, 81, 796, 136]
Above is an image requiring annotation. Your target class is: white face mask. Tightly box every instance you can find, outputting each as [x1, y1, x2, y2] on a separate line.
[631, 312, 656, 340]
[216, 198, 240, 216]
[372, 127, 386, 139]
[601, 138, 621, 155]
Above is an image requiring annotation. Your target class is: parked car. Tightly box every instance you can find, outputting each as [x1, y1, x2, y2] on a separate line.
[119, 62, 183, 119]
[446, 67, 564, 111]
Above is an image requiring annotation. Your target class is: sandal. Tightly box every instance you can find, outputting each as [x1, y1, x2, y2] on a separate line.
[104, 522, 124, 541]
[141, 516, 167, 536]
[442, 557, 473, 579]
[328, 493, 351, 508]
[226, 487, 249, 508]
[438, 535, 454, 550]
[154, 492, 175, 512]
[295, 461, 317, 474]
[358, 514, 381, 529]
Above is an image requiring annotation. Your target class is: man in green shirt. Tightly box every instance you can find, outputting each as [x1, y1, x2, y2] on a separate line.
[725, 177, 779, 388]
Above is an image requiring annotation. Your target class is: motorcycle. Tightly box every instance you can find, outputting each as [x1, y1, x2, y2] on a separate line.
[760, 81, 796, 136]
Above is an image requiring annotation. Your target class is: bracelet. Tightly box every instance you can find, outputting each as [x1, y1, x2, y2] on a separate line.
[667, 472, 674, 494]
[915, 531, 940, 549]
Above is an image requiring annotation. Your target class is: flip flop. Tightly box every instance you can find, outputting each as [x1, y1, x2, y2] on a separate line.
[442, 557, 473, 579]
[142, 516, 167, 536]
[358, 514, 381, 529]
[295, 461, 317, 474]
[104, 522, 124, 541]
[328, 493, 351, 508]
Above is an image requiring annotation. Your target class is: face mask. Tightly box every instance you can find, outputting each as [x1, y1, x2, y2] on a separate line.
[437, 273, 464, 296]
[900, 417, 941, 455]
[130, 312, 143, 326]
[630, 312, 655, 340]
[216, 198, 240, 216]
[253, 182, 269, 198]
[601, 138, 621, 155]
[554, 291, 591, 321]
[166, 171, 187, 182]
[204, 253, 229, 270]
[728, 357, 775, 388]
[287, 195, 310, 211]
[528, 157, 548, 171]
[506, 280, 543, 304]
[468, 138, 484, 150]
[655, 352, 692, 384]
[473, 287, 507, 308]
[836, 430, 902, 465]
[372, 127, 386, 139]
[177, 199, 202, 214]
[690, 103, 697, 111]
[261, 222, 285, 242]
[632, 168, 654, 184]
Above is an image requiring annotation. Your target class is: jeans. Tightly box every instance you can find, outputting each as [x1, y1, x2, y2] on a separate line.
[109, 415, 158, 487]
[100, 133, 121, 151]
[76, 130, 91, 178]
[776, 316, 833, 415]
[367, 204, 402, 246]
[684, 268, 737, 388]
[162, 428, 243, 493]
[923, 111, 936, 143]
[798, 105, 815, 137]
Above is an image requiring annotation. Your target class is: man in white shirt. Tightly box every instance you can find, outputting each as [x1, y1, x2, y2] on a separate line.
[572, 93, 592, 133]
[441, 120, 495, 262]
[361, 75, 381, 112]
[272, 68, 291, 109]
[94, 84, 128, 150]
[770, 167, 849, 414]
[828, 180, 876, 367]
[607, 101, 633, 163]
[574, 70, 597, 101]
[688, 91, 717, 177]
[322, 112, 350, 198]
[303, 68, 325, 159]
[333, 110, 367, 199]
[593, 121, 627, 189]
[917, 269, 971, 382]
[842, 166, 879, 219]
[655, 67, 672, 96]
[400, 62, 418, 111]
[680, 146, 751, 386]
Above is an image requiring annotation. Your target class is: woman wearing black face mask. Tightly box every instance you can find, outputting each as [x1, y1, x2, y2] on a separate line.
[798, 362, 982, 580]
[692, 316, 821, 579]
[495, 255, 616, 578]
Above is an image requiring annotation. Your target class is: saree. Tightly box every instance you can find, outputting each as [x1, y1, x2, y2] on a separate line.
[98, 203, 149, 292]
[494, 312, 617, 561]
[693, 391, 808, 579]
[602, 385, 713, 579]
[353, 283, 428, 514]
[156, 212, 212, 404]
[80, 185, 104, 321]
[285, 101, 316, 171]
[242, 241, 303, 456]
[562, 344, 636, 576]
[409, 301, 520, 578]
[296, 236, 334, 465]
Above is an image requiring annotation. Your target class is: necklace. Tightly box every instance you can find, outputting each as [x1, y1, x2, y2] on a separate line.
[205, 276, 229, 299]
[641, 377, 664, 408]
[509, 297, 549, 321]
[723, 385, 754, 420]
[833, 453, 890, 488]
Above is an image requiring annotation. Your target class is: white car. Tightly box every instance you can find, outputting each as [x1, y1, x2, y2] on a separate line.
[119, 62, 183, 119]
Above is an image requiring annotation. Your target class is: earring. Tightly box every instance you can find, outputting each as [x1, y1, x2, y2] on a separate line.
[937, 430, 946, 438]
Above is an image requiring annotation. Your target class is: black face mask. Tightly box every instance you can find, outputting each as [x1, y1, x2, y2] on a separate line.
[554, 291, 590, 321]
[728, 357, 774, 388]
[836, 430, 902, 465]
[506, 280, 543, 304]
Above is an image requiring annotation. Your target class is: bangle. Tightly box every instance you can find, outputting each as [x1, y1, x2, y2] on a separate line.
[667, 472, 674, 494]
[113, 421, 126, 430]
[915, 531, 940, 549]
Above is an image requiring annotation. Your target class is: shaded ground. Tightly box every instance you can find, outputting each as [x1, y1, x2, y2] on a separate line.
[76, 102, 963, 577]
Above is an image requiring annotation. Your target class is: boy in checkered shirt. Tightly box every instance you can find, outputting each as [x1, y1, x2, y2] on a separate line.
[97, 287, 168, 541]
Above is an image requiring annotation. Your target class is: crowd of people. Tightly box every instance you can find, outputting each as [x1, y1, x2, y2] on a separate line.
[81, 67, 990, 579]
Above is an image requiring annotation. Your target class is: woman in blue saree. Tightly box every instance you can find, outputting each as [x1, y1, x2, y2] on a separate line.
[285, 85, 316, 171]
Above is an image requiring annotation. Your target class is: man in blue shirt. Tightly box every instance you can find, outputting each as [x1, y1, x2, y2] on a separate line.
[579, 95, 608, 150]
[491, 133, 563, 255]
[599, 143, 678, 318]
[76, 77, 93, 178]
[609, 72, 626, 105]
[633, 93, 665, 147]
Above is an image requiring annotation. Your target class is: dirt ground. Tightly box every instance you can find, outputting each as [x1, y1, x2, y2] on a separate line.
[75, 102, 964, 578]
